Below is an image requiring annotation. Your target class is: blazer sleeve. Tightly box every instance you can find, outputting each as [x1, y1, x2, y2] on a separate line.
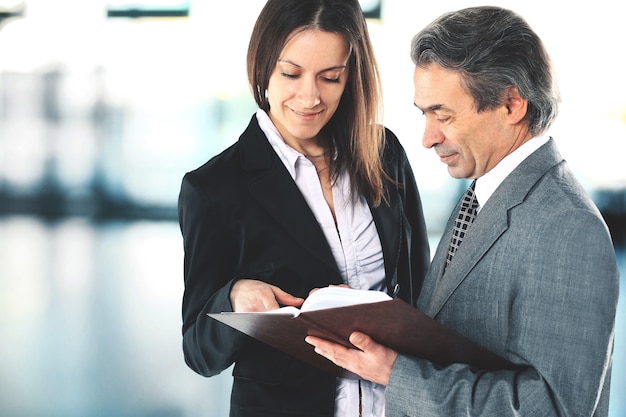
[178, 172, 250, 377]
[385, 205, 619, 416]
[384, 129, 430, 302]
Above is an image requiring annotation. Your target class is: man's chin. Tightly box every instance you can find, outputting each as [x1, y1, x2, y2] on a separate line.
[447, 167, 465, 179]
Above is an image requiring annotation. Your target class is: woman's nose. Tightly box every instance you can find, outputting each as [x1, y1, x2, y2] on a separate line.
[297, 78, 321, 108]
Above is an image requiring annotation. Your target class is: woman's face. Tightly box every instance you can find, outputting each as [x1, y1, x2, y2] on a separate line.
[266, 29, 350, 148]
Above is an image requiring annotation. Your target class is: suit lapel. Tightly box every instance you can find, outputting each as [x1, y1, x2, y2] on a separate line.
[424, 201, 509, 316]
[238, 116, 339, 273]
[416, 207, 455, 312]
[237, 115, 405, 282]
[422, 138, 563, 317]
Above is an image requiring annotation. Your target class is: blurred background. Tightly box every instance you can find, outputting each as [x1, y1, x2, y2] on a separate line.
[0, 1, 624, 416]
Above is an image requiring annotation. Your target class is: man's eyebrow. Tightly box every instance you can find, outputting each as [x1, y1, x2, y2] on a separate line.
[413, 103, 446, 112]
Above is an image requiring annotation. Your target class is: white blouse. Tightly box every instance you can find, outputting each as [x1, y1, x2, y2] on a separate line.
[257, 109, 387, 417]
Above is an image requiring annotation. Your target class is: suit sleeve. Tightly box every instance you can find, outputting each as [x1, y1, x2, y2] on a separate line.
[385, 207, 619, 417]
[178, 173, 249, 377]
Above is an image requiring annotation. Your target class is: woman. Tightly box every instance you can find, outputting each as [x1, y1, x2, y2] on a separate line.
[178, 0, 429, 416]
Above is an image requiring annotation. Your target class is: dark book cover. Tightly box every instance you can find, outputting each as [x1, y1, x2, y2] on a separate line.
[209, 297, 512, 378]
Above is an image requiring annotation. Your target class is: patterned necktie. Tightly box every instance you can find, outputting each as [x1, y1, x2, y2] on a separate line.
[446, 180, 479, 268]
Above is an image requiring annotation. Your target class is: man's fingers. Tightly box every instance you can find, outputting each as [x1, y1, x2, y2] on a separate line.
[349, 332, 370, 350]
[307, 333, 397, 386]
[305, 336, 349, 368]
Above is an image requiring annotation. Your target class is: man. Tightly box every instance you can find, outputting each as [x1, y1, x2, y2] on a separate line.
[306, 6, 619, 416]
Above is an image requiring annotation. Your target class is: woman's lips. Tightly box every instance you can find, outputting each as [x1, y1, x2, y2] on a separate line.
[292, 108, 323, 121]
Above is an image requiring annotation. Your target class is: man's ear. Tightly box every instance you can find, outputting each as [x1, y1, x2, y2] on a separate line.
[504, 86, 528, 124]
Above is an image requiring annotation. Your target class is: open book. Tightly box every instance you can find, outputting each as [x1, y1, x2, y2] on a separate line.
[265, 286, 392, 316]
[209, 287, 511, 378]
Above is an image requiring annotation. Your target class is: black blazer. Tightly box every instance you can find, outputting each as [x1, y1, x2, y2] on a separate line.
[178, 114, 429, 417]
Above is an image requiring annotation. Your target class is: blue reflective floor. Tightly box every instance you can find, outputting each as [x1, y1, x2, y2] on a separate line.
[0, 216, 624, 417]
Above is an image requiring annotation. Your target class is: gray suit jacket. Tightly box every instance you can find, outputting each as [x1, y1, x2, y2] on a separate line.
[386, 139, 619, 417]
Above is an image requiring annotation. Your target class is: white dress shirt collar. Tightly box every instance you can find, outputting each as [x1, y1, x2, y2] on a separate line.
[256, 109, 300, 179]
[475, 135, 550, 210]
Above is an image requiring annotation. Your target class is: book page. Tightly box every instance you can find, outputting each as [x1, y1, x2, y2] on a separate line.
[300, 287, 391, 312]
[264, 306, 301, 316]
[263, 287, 391, 316]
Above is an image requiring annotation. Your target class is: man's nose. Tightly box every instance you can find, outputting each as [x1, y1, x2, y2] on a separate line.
[422, 118, 444, 149]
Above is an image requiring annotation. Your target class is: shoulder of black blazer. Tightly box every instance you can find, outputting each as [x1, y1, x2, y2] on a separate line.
[184, 114, 427, 302]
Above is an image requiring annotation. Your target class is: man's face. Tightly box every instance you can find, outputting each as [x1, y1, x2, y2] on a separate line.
[413, 64, 514, 179]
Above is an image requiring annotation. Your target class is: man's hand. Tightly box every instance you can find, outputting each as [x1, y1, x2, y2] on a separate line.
[230, 279, 304, 312]
[305, 332, 398, 385]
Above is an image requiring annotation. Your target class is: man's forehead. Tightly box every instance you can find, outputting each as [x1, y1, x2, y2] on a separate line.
[413, 67, 473, 112]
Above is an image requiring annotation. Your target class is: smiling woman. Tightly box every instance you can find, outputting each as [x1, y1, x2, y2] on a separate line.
[266, 30, 349, 157]
[177, 1, 430, 416]
[265, 29, 351, 215]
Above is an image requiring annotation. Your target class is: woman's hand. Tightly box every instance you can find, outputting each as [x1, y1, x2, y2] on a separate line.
[230, 279, 304, 312]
